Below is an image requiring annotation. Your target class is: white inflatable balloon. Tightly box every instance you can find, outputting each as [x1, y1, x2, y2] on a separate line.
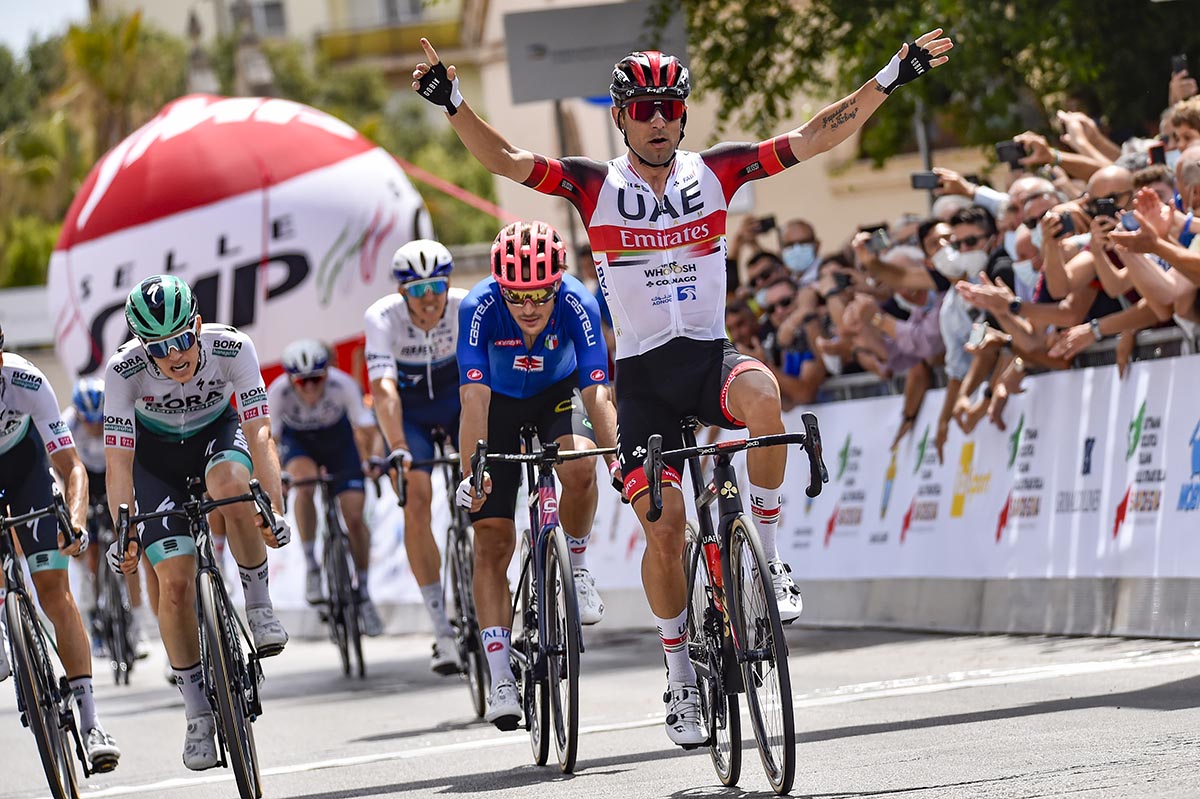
[49, 93, 432, 382]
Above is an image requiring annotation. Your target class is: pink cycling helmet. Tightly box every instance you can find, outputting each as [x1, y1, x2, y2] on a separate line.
[490, 221, 566, 290]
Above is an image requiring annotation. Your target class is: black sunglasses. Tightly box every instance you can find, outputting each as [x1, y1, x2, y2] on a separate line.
[949, 235, 987, 251]
[766, 295, 795, 314]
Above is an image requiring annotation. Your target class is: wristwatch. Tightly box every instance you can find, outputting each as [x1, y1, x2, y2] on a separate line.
[1008, 298, 1022, 315]
[1089, 318, 1103, 341]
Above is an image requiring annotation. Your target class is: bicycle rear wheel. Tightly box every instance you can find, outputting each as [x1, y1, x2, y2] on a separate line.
[200, 572, 262, 799]
[449, 524, 485, 717]
[516, 550, 549, 766]
[8, 595, 79, 799]
[326, 528, 364, 679]
[543, 528, 580, 773]
[726, 516, 795, 795]
[684, 522, 741, 787]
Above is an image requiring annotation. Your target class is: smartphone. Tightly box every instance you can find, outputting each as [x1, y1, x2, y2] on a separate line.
[866, 228, 892, 254]
[967, 321, 989, 349]
[1055, 212, 1076, 239]
[910, 171, 941, 190]
[1172, 54, 1189, 75]
[1092, 198, 1118, 219]
[1120, 211, 1141, 231]
[755, 215, 777, 234]
[1148, 141, 1167, 165]
[995, 139, 1028, 164]
[833, 272, 853, 291]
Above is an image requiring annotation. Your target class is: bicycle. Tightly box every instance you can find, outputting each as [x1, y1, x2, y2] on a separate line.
[645, 411, 828, 796]
[116, 478, 279, 799]
[283, 471, 364, 679]
[1, 486, 108, 799]
[471, 430, 615, 774]
[393, 426, 487, 717]
[88, 500, 136, 686]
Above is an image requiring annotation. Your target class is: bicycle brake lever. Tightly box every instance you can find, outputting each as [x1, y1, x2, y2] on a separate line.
[51, 485, 75, 548]
[646, 434, 665, 523]
[471, 441, 487, 498]
[801, 412, 829, 498]
[248, 479, 277, 529]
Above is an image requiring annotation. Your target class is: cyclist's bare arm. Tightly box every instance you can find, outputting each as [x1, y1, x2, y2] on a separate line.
[49, 446, 88, 544]
[412, 38, 536, 183]
[579, 384, 618, 469]
[352, 424, 378, 467]
[457, 382, 491, 480]
[243, 416, 285, 512]
[370, 377, 407, 453]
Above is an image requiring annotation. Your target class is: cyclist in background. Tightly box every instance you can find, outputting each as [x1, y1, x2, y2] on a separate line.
[414, 30, 952, 745]
[104, 275, 291, 771]
[268, 340, 381, 635]
[0, 330, 121, 770]
[364, 240, 466, 674]
[455, 220, 618, 729]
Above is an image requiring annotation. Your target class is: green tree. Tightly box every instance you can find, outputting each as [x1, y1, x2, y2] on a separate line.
[0, 216, 60, 287]
[651, 0, 1196, 160]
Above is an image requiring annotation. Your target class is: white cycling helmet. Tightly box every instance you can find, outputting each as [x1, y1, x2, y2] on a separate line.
[281, 339, 329, 378]
[391, 239, 454, 283]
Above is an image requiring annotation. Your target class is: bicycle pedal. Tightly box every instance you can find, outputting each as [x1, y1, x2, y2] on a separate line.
[257, 642, 285, 659]
[90, 753, 119, 774]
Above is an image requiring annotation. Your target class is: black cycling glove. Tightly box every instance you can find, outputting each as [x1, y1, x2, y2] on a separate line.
[416, 62, 464, 116]
[874, 42, 936, 94]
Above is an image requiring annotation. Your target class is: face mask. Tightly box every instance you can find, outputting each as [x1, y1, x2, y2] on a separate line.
[754, 287, 770, 308]
[1012, 258, 1036, 286]
[893, 293, 918, 313]
[1167, 150, 1181, 170]
[931, 245, 966, 278]
[1030, 225, 1044, 251]
[782, 242, 818, 276]
[1003, 229, 1019, 260]
[955, 249, 989, 278]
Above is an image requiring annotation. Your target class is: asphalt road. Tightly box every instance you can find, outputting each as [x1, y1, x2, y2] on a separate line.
[3, 624, 1200, 799]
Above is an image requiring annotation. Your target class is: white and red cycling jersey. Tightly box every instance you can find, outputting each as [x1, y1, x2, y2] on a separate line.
[522, 139, 797, 360]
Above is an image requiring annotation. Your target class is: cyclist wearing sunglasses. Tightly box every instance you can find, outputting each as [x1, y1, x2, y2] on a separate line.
[415, 29, 953, 746]
[364, 239, 468, 675]
[0, 329, 122, 771]
[455, 220, 617, 729]
[268, 340, 381, 632]
[104, 274, 291, 771]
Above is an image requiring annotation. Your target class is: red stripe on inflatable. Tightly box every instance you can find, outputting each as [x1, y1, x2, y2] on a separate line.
[393, 154, 522, 224]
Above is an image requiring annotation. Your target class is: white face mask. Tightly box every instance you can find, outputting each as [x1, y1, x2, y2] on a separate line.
[1012, 258, 1037, 287]
[930, 245, 965, 278]
[1003, 229, 1020, 260]
[894, 291, 935, 314]
[955, 249, 989, 278]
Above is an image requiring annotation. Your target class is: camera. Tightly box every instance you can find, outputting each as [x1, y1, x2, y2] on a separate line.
[1055, 212, 1076, 239]
[1172, 54, 1189, 75]
[1091, 198, 1118, 219]
[995, 139, 1028, 165]
[1148, 141, 1167, 165]
[910, 171, 941, 190]
[754, 215, 777, 234]
[859, 224, 891, 255]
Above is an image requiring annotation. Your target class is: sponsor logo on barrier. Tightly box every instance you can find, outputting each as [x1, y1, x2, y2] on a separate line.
[1082, 436, 1096, 476]
[1126, 400, 1145, 460]
[1056, 489, 1101, 513]
[880, 451, 896, 519]
[836, 434, 854, 481]
[913, 426, 930, 475]
[1175, 420, 1200, 511]
[1007, 414, 1025, 469]
[950, 442, 991, 518]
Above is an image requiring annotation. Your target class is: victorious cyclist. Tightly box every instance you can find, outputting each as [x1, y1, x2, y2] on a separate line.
[364, 239, 466, 674]
[269, 340, 381, 633]
[456, 220, 617, 729]
[414, 30, 953, 745]
[104, 275, 291, 771]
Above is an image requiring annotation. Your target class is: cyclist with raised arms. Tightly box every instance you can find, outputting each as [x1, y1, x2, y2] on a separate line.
[0, 329, 122, 770]
[364, 239, 467, 674]
[104, 275, 291, 771]
[268, 339, 381, 634]
[455, 220, 618, 730]
[414, 30, 953, 745]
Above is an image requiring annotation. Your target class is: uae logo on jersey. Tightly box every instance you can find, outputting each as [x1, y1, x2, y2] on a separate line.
[545, 335, 559, 350]
[513, 355, 545, 372]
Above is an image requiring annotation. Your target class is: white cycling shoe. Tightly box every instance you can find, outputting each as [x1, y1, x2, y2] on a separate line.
[768, 559, 804, 623]
[485, 678, 522, 731]
[247, 607, 289, 657]
[0, 617, 9, 682]
[359, 598, 384, 637]
[573, 568, 605, 625]
[663, 682, 706, 748]
[183, 713, 219, 771]
[85, 725, 121, 773]
[305, 569, 324, 605]
[430, 634, 462, 676]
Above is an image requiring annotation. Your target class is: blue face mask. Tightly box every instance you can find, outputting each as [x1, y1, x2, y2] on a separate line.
[782, 242, 818, 275]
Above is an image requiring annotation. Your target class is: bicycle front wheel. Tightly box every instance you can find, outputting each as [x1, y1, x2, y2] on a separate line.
[449, 524, 485, 717]
[684, 521, 741, 787]
[726, 516, 795, 795]
[543, 528, 580, 773]
[200, 572, 262, 799]
[327, 529, 364, 679]
[100, 566, 133, 686]
[8, 595, 79, 799]
[516, 547, 549, 767]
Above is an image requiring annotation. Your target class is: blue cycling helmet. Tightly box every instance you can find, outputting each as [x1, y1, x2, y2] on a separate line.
[391, 240, 454, 284]
[72, 377, 104, 424]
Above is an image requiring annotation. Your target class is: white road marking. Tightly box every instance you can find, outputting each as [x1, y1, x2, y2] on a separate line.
[59, 644, 1200, 798]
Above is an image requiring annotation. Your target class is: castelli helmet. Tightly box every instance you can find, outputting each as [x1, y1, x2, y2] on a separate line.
[391, 239, 454, 284]
[609, 51, 691, 106]
[490, 221, 566, 290]
[72, 378, 105, 424]
[281, 339, 329, 378]
[125, 275, 197, 341]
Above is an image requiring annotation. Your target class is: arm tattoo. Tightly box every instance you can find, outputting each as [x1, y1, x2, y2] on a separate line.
[820, 98, 855, 130]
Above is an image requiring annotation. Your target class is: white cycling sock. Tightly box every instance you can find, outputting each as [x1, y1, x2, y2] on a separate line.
[238, 559, 272, 611]
[302, 540, 318, 572]
[69, 676, 98, 731]
[481, 626, 514, 683]
[564, 532, 589, 570]
[749, 484, 783, 561]
[419, 582, 454, 638]
[655, 609, 697, 686]
[172, 662, 208, 718]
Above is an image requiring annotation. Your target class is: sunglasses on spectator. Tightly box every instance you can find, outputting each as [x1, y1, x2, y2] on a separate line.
[293, 374, 326, 388]
[141, 328, 197, 359]
[625, 99, 686, 122]
[750, 267, 782, 287]
[766, 295, 795, 314]
[949, 235, 988, 251]
[405, 278, 449, 298]
[501, 286, 557, 306]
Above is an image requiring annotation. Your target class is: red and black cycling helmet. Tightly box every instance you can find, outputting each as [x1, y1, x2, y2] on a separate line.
[491, 221, 567, 290]
[609, 51, 691, 106]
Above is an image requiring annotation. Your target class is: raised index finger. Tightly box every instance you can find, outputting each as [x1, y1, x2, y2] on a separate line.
[420, 37, 440, 65]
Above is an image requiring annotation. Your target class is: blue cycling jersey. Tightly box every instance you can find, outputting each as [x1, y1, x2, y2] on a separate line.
[458, 274, 610, 400]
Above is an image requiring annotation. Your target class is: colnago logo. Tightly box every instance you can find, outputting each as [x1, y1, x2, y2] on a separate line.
[10, 370, 42, 391]
[211, 338, 242, 357]
[113, 357, 146, 378]
[513, 355, 544, 372]
[620, 224, 711, 251]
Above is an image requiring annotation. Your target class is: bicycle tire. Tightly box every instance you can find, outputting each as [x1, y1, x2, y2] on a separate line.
[543, 528, 580, 773]
[200, 572, 262, 799]
[449, 525, 485, 717]
[726, 516, 795, 795]
[101, 567, 132, 686]
[328, 527, 365, 679]
[684, 522, 741, 787]
[517, 549, 549, 766]
[8, 595, 79, 799]
[323, 533, 352, 677]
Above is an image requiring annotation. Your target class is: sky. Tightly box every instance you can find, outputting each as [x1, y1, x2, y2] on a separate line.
[0, 0, 89, 55]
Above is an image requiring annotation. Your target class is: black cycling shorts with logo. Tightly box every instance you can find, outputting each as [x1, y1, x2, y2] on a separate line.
[471, 374, 596, 523]
[0, 428, 66, 573]
[133, 404, 253, 566]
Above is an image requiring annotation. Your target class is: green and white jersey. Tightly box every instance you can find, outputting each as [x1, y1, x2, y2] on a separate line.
[103, 324, 269, 448]
[0, 353, 73, 457]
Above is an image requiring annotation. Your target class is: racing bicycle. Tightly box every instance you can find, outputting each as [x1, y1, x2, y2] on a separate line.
[645, 412, 828, 795]
[1, 486, 109, 799]
[117, 478, 279, 799]
[89, 499, 137, 685]
[472, 431, 615, 773]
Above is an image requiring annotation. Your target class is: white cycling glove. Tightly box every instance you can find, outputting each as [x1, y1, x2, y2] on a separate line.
[874, 42, 936, 94]
[388, 447, 413, 469]
[105, 538, 127, 574]
[270, 515, 292, 548]
[456, 475, 479, 510]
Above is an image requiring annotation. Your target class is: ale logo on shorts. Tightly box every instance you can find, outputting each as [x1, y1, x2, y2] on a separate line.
[466, 368, 483, 381]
